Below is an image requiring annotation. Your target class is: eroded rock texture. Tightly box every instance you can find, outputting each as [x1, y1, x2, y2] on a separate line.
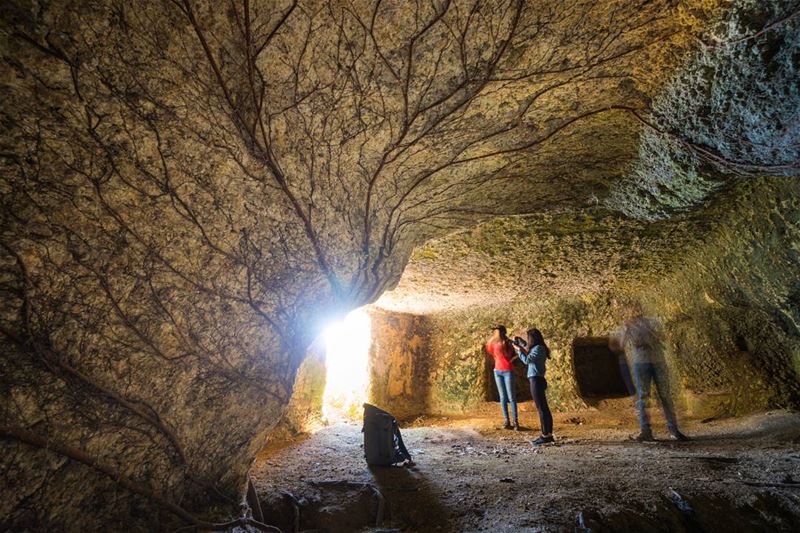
[644, 179, 800, 413]
[377, 179, 800, 419]
[369, 310, 432, 419]
[0, 0, 798, 529]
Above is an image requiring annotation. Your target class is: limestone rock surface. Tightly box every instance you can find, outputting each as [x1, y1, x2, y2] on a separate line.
[0, 0, 798, 529]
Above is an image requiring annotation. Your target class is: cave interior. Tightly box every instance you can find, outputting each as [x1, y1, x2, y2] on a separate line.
[1, 0, 800, 531]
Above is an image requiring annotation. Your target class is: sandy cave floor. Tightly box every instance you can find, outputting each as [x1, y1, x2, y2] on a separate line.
[250, 408, 800, 532]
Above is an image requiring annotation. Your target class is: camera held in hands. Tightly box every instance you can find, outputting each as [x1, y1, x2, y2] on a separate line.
[511, 336, 527, 348]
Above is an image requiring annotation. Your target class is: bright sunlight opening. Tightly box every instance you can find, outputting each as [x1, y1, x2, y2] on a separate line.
[322, 308, 371, 421]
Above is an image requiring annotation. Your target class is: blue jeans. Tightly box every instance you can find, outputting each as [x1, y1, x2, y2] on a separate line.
[494, 370, 518, 423]
[633, 362, 678, 433]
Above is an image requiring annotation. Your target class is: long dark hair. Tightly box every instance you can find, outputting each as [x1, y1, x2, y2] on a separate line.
[527, 328, 550, 357]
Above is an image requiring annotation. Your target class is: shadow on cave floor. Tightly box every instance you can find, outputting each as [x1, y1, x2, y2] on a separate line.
[250, 409, 800, 532]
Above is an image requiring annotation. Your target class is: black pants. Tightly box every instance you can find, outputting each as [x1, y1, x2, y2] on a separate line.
[529, 376, 553, 435]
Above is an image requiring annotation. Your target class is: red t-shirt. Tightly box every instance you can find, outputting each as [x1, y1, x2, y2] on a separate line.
[486, 340, 514, 371]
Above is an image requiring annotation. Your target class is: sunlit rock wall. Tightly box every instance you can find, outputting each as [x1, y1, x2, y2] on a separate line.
[368, 310, 431, 420]
[276, 310, 431, 430]
[270, 346, 326, 439]
[417, 179, 800, 419]
[423, 294, 630, 415]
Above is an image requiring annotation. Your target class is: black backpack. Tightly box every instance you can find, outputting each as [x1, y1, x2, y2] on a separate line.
[362, 403, 412, 466]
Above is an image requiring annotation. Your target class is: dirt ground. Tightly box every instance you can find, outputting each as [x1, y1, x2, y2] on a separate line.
[250, 407, 800, 532]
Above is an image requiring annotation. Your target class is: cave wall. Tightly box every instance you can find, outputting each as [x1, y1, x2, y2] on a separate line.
[270, 345, 326, 439]
[640, 178, 800, 416]
[367, 311, 432, 420]
[0, 3, 343, 529]
[283, 301, 622, 424]
[608, 0, 800, 220]
[423, 294, 630, 415]
[406, 178, 800, 420]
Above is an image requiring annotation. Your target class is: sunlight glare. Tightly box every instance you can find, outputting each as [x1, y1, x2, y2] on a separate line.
[322, 308, 371, 421]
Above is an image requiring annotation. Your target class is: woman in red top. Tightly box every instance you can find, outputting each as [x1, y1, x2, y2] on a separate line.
[485, 325, 518, 429]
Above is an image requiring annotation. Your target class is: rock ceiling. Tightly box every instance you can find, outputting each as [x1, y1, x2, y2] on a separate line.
[368, 0, 800, 314]
[373, 208, 707, 313]
[3, 0, 796, 321]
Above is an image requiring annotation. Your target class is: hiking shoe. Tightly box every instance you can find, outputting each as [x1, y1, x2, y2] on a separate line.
[503, 421, 512, 430]
[513, 422, 521, 431]
[532, 435, 555, 445]
[635, 430, 655, 442]
[669, 430, 689, 441]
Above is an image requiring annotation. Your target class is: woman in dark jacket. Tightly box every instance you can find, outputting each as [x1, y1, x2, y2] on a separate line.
[514, 328, 554, 444]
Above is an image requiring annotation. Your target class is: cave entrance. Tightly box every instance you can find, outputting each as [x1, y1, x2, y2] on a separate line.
[572, 337, 633, 400]
[322, 308, 372, 421]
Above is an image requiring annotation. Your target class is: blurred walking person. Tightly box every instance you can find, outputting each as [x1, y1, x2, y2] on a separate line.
[612, 312, 688, 442]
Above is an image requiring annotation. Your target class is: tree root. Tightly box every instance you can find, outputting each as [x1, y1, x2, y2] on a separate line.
[247, 475, 265, 523]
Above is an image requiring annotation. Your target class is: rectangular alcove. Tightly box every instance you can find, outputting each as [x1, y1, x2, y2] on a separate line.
[572, 337, 633, 400]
